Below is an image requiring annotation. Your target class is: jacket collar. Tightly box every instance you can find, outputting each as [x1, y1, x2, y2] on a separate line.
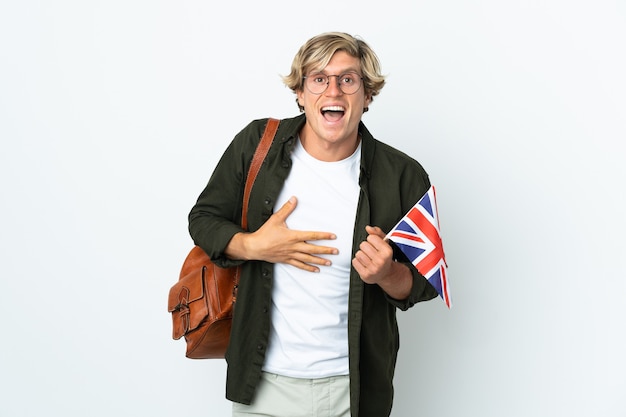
[278, 113, 377, 180]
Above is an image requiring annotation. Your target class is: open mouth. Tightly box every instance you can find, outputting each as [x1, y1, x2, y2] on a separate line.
[321, 105, 345, 122]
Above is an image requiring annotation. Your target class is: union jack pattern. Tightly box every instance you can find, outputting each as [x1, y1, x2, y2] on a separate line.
[386, 186, 451, 308]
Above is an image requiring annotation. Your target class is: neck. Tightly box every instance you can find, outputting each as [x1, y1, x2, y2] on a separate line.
[299, 129, 361, 162]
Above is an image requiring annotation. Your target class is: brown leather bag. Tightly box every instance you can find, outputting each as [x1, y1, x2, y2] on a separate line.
[168, 118, 280, 359]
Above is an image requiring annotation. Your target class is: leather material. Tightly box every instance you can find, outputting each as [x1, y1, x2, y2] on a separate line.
[168, 246, 240, 358]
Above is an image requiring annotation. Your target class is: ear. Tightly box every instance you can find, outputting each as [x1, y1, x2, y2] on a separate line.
[364, 94, 372, 111]
[297, 89, 305, 108]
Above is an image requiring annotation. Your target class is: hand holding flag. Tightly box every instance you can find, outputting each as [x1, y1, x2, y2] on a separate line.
[386, 185, 451, 308]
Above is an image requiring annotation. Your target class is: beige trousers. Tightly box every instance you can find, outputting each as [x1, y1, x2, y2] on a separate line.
[232, 372, 351, 417]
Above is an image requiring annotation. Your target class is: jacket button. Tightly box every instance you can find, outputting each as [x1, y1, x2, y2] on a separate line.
[264, 197, 272, 205]
[257, 344, 264, 351]
[262, 269, 270, 277]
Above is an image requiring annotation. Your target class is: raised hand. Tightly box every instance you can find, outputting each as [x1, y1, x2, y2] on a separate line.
[225, 196, 338, 272]
[352, 225, 413, 300]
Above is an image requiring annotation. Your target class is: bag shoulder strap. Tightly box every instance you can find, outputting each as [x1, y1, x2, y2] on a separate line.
[241, 118, 280, 230]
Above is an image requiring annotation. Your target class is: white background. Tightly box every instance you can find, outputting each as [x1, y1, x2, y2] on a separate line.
[1, 1, 625, 416]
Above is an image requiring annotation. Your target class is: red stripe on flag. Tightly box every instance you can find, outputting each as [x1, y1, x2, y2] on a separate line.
[441, 266, 451, 308]
[389, 231, 424, 243]
[406, 207, 446, 275]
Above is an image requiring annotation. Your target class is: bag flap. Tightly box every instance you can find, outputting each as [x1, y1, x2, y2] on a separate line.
[168, 267, 206, 312]
[168, 267, 209, 340]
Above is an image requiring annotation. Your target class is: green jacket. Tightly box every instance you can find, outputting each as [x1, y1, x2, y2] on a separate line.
[188, 114, 438, 417]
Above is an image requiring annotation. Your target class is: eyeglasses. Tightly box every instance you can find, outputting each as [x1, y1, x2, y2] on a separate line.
[303, 72, 363, 95]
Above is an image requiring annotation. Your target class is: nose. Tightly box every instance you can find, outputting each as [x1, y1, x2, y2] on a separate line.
[325, 75, 343, 95]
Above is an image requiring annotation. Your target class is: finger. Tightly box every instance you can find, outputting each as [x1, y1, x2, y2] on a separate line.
[358, 240, 391, 271]
[365, 230, 392, 255]
[365, 225, 386, 239]
[297, 253, 333, 267]
[273, 196, 298, 222]
[353, 250, 371, 268]
[294, 230, 337, 242]
[357, 241, 377, 260]
[281, 247, 335, 270]
[351, 257, 364, 274]
[287, 259, 322, 273]
[352, 252, 377, 283]
[297, 241, 338, 255]
[287, 255, 335, 272]
[360, 237, 389, 262]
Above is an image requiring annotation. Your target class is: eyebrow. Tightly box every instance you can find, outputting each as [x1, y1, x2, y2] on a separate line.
[310, 68, 361, 75]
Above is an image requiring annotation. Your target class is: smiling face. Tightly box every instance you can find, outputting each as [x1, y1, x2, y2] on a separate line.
[297, 51, 372, 162]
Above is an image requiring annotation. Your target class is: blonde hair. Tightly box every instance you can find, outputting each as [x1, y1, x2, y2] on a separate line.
[282, 32, 386, 111]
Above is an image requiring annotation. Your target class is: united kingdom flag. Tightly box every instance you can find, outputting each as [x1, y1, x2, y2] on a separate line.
[386, 185, 451, 308]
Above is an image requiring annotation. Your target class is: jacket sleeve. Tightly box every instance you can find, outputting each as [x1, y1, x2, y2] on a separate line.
[187, 119, 265, 267]
[375, 141, 439, 310]
[384, 254, 439, 311]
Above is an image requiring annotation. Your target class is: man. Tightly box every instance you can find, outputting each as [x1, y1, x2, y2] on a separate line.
[188, 32, 438, 417]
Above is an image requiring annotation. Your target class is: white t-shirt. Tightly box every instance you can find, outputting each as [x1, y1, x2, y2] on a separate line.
[262, 137, 361, 378]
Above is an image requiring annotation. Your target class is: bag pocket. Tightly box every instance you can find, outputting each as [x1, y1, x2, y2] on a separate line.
[168, 267, 208, 340]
